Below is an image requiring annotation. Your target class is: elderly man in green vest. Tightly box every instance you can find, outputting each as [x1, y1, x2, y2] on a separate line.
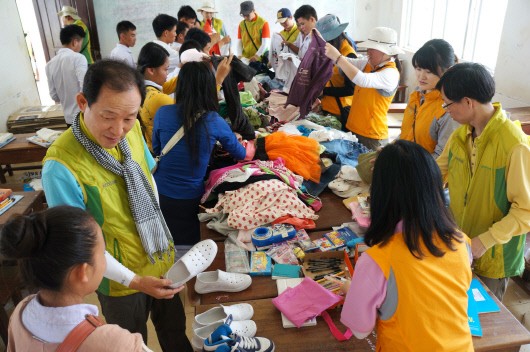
[436, 62, 530, 301]
[42, 60, 193, 351]
[58, 5, 94, 64]
[236, 1, 270, 62]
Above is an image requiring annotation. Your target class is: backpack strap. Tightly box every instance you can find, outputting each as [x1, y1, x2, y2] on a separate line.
[321, 310, 353, 341]
[56, 314, 105, 352]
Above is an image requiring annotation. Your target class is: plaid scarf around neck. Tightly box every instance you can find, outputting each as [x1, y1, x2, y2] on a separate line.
[72, 114, 173, 263]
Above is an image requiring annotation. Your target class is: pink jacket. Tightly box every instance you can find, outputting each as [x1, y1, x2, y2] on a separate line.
[8, 295, 145, 352]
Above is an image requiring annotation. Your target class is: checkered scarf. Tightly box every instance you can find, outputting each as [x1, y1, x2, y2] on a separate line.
[72, 114, 173, 263]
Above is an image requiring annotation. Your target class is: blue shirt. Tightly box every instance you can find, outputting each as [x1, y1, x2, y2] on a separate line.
[153, 104, 246, 199]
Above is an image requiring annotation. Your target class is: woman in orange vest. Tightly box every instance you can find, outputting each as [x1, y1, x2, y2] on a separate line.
[340, 140, 473, 351]
[316, 14, 357, 129]
[400, 39, 459, 157]
[324, 27, 403, 150]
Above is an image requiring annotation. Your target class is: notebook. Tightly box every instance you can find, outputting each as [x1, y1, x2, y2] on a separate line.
[271, 264, 301, 279]
[276, 278, 317, 328]
[469, 278, 500, 314]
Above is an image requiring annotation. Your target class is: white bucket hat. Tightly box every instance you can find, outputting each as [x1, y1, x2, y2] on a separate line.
[360, 27, 404, 55]
[57, 5, 80, 20]
[198, 1, 218, 13]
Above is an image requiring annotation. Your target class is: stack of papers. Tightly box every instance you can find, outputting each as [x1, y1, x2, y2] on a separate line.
[27, 128, 63, 148]
[0, 133, 15, 148]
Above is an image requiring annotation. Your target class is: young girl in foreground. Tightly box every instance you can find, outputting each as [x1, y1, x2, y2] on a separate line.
[341, 140, 473, 351]
[1, 206, 151, 351]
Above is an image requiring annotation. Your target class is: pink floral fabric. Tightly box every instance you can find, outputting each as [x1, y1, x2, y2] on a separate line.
[206, 179, 318, 230]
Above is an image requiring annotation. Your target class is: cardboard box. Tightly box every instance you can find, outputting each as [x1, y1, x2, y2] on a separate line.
[302, 250, 354, 280]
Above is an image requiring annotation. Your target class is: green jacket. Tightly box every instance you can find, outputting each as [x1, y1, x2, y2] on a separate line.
[446, 104, 528, 278]
[44, 116, 174, 296]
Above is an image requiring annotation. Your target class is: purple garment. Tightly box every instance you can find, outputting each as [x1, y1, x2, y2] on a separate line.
[286, 29, 333, 118]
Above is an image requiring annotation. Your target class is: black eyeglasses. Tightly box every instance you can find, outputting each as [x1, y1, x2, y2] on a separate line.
[441, 101, 456, 110]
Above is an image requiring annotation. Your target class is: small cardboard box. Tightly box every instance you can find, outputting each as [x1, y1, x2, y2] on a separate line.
[302, 250, 354, 280]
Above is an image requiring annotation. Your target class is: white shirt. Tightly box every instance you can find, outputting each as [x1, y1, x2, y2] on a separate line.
[22, 294, 99, 343]
[45, 48, 87, 124]
[109, 43, 135, 68]
[171, 41, 182, 53]
[345, 57, 400, 92]
[152, 39, 180, 73]
[294, 32, 312, 59]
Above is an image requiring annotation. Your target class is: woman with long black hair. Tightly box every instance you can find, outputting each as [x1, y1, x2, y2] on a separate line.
[153, 61, 246, 258]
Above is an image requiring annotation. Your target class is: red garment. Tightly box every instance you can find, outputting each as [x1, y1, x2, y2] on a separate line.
[272, 215, 316, 230]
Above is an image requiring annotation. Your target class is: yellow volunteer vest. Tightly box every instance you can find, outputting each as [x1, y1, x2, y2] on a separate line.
[367, 232, 472, 351]
[201, 18, 224, 35]
[346, 61, 397, 139]
[44, 115, 174, 297]
[400, 89, 446, 154]
[321, 40, 357, 116]
[239, 15, 266, 59]
[446, 103, 528, 278]
[280, 24, 299, 44]
[139, 85, 174, 151]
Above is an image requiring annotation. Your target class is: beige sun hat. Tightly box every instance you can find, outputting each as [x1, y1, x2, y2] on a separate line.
[198, 1, 218, 13]
[360, 27, 404, 55]
[57, 5, 80, 20]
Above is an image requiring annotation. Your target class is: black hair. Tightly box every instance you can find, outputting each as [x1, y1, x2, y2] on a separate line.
[365, 140, 462, 258]
[179, 40, 203, 58]
[116, 20, 136, 38]
[177, 21, 189, 36]
[60, 24, 85, 45]
[83, 59, 146, 107]
[152, 14, 178, 38]
[178, 5, 197, 21]
[184, 28, 211, 50]
[329, 33, 354, 52]
[294, 5, 318, 21]
[412, 39, 457, 77]
[137, 42, 169, 74]
[436, 62, 495, 104]
[0, 206, 98, 291]
[175, 62, 217, 162]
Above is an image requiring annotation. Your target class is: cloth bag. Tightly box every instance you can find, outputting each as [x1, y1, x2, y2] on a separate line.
[286, 29, 334, 119]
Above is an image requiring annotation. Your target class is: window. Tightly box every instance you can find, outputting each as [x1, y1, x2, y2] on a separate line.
[401, 0, 508, 71]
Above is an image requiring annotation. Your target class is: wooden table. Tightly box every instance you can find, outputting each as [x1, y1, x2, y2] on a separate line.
[0, 191, 45, 227]
[195, 298, 376, 351]
[313, 191, 353, 231]
[196, 293, 530, 352]
[506, 106, 530, 135]
[0, 133, 48, 183]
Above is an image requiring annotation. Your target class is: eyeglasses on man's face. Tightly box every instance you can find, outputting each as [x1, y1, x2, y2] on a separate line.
[442, 101, 456, 110]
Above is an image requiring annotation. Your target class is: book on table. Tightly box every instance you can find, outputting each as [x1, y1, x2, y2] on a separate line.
[0, 194, 24, 216]
[271, 263, 301, 279]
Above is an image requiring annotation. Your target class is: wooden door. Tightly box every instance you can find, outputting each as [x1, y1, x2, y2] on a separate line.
[32, 0, 100, 62]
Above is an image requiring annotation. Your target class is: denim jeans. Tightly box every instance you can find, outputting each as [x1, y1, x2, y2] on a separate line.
[303, 163, 341, 196]
[320, 140, 370, 168]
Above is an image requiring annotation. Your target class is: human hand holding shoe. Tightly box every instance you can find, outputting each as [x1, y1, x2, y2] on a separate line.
[129, 275, 184, 299]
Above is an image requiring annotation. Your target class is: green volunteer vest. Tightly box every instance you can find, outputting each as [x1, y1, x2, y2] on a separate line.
[447, 103, 528, 278]
[239, 15, 266, 59]
[44, 115, 174, 296]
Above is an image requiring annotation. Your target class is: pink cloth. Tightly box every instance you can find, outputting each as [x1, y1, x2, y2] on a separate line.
[206, 179, 318, 230]
[272, 277, 342, 328]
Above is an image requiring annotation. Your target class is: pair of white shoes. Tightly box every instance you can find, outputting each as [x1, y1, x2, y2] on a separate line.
[191, 304, 256, 352]
[328, 165, 369, 198]
[164, 239, 252, 293]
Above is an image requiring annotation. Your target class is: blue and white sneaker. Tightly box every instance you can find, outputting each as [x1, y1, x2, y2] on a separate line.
[203, 323, 274, 352]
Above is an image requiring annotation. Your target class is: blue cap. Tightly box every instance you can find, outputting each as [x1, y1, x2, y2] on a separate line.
[276, 8, 292, 23]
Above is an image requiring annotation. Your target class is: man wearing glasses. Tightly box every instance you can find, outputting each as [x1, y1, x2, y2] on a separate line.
[436, 62, 530, 301]
[236, 1, 270, 62]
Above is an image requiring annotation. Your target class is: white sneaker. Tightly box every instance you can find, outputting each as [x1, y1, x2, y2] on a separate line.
[165, 239, 217, 288]
[191, 320, 257, 351]
[195, 269, 252, 294]
[194, 303, 254, 329]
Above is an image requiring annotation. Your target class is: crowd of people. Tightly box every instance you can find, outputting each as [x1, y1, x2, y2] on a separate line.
[2, 1, 529, 352]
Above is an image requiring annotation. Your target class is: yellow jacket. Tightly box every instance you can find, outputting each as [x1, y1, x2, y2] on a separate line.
[139, 84, 173, 151]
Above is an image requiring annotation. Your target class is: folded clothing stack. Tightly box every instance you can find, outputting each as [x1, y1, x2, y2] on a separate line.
[0, 133, 14, 144]
[36, 128, 62, 143]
